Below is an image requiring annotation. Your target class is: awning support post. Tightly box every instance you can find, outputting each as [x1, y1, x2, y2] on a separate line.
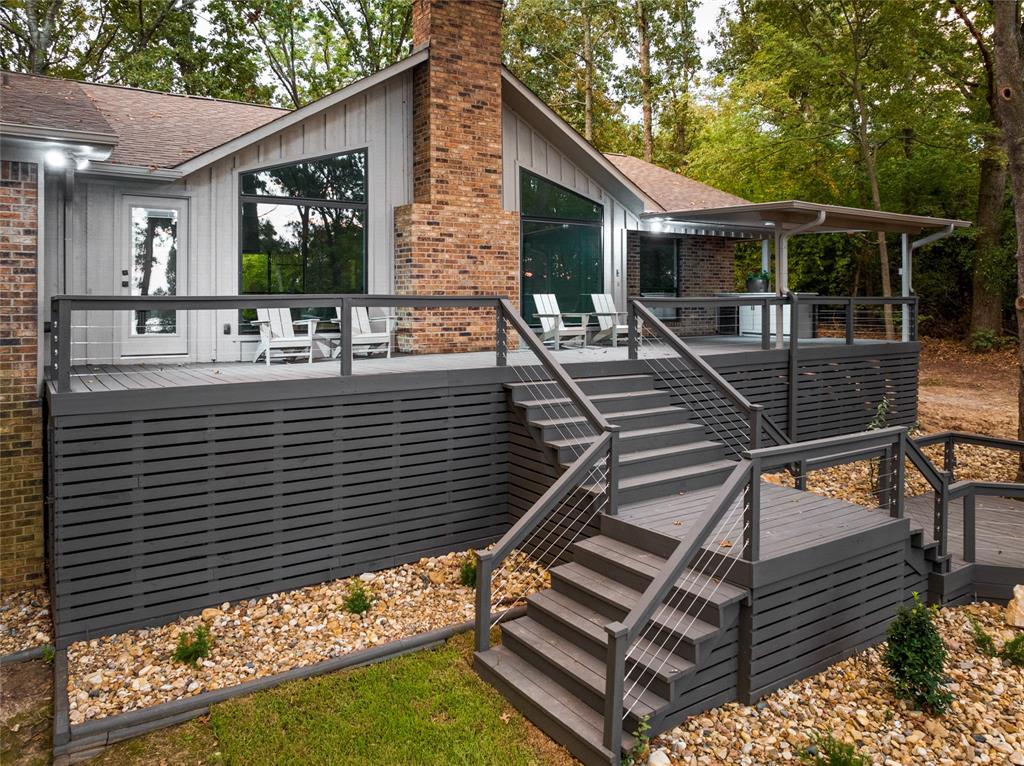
[900, 233, 910, 342]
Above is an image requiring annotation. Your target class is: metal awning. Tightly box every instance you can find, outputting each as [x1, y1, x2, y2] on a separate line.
[641, 200, 970, 235]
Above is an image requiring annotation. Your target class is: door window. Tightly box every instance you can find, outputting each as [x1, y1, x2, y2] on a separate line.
[130, 206, 179, 335]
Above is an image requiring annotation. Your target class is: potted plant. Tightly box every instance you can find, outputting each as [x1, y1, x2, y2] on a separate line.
[745, 269, 770, 293]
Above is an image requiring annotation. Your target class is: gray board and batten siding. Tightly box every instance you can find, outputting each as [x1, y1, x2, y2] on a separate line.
[46, 347, 918, 646]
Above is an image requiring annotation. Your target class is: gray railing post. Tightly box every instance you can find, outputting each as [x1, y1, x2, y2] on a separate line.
[795, 459, 808, 491]
[606, 427, 620, 516]
[894, 432, 906, 519]
[760, 299, 770, 350]
[743, 461, 760, 561]
[474, 550, 495, 653]
[934, 476, 950, 560]
[339, 296, 353, 376]
[749, 404, 763, 451]
[495, 304, 507, 367]
[963, 493, 976, 563]
[943, 437, 956, 481]
[845, 299, 855, 344]
[786, 292, 799, 443]
[603, 622, 627, 756]
[627, 301, 638, 360]
[56, 298, 71, 393]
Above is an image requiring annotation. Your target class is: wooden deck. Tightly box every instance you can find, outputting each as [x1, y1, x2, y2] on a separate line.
[905, 491, 1024, 570]
[61, 336, 884, 393]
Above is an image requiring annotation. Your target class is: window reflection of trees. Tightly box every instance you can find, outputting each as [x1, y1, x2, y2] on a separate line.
[131, 208, 178, 335]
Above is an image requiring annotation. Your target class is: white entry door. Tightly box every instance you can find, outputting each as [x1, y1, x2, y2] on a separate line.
[120, 197, 188, 357]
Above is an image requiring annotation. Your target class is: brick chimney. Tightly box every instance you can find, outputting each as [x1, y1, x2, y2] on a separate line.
[394, 0, 520, 353]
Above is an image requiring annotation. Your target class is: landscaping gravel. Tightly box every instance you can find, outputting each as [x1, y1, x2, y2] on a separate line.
[66, 550, 547, 723]
[0, 587, 51, 655]
[652, 603, 1023, 766]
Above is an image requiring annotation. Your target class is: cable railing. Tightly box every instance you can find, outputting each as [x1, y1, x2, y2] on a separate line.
[908, 432, 1024, 563]
[600, 425, 909, 752]
[629, 299, 789, 457]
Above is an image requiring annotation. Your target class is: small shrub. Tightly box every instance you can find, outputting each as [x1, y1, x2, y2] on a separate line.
[967, 328, 1011, 353]
[969, 617, 997, 657]
[801, 732, 868, 766]
[458, 557, 477, 588]
[172, 625, 212, 667]
[867, 395, 890, 431]
[1000, 633, 1024, 667]
[41, 645, 55, 665]
[883, 593, 952, 715]
[621, 715, 650, 766]
[344, 581, 373, 615]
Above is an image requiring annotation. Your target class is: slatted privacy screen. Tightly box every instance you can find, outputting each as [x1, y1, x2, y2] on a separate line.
[50, 383, 512, 645]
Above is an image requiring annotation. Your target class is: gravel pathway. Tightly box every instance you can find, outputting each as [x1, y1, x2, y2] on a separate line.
[0, 587, 51, 655]
[67, 550, 547, 724]
[652, 603, 1023, 766]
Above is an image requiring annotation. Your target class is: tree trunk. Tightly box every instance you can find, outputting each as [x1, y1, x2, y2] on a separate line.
[990, 0, 1024, 477]
[970, 146, 1008, 334]
[852, 86, 895, 339]
[636, 0, 653, 162]
[583, 13, 594, 143]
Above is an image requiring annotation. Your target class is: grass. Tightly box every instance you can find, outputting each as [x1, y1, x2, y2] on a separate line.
[89, 632, 571, 766]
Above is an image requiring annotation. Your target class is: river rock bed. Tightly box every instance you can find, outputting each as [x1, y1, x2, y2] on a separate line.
[66, 550, 548, 724]
[0, 587, 51, 655]
[651, 603, 1023, 766]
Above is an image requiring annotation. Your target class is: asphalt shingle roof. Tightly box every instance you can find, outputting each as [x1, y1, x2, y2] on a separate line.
[1, 71, 288, 168]
[603, 152, 748, 213]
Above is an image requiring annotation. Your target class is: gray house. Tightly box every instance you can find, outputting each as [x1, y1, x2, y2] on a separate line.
[3, 1, 1017, 764]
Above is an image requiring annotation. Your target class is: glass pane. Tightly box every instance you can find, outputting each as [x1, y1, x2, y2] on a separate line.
[241, 150, 366, 203]
[240, 202, 366, 331]
[131, 206, 178, 335]
[639, 238, 677, 293]
[520, 170, 602, 222]
[521, 220, 603, 320]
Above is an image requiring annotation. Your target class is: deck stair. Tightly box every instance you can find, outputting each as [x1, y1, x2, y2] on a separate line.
[506, 374, 736, 502]
[480, 374, 749, 765]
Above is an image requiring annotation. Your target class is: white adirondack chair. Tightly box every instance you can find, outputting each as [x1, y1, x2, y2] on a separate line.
[589, 293, 632, 347]
[532, 294, 588, 350]
[251, 308, 321, 365]
[332, 306, 395, 358]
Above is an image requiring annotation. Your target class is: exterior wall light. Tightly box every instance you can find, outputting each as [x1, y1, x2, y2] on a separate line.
[45, 149, 67, 168]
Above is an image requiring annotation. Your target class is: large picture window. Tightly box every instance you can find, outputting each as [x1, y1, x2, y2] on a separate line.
[520, 170, 603, 321]
[239, 149, 367, 330]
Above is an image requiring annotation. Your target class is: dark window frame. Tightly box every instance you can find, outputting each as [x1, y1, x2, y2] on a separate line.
[519, 169, 605, 323]
[237, 148, 370, 332]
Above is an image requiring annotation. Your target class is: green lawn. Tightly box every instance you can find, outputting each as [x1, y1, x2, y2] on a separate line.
[89, 633, 573, 766]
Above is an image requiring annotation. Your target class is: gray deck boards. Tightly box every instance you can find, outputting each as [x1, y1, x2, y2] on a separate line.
[63, 336, 885, 393]
[618, 482, 896, 562]
[905, 491, 1024, 570]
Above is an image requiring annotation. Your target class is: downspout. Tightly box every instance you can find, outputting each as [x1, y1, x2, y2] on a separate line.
[904, 224, 955, 342]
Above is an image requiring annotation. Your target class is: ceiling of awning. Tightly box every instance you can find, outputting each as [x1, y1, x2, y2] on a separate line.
[641, 200, 971, 236]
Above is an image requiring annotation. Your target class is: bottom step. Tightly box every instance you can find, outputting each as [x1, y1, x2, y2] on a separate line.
[475, 645, 631, 766]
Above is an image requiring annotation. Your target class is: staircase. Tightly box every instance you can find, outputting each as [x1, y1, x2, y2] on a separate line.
[477, 374, 747, 765]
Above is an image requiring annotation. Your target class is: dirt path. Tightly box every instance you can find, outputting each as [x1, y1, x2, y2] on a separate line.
[917, 338, 1018, 438]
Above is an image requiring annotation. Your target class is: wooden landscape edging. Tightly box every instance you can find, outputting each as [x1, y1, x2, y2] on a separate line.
[51, 607, 525, 765]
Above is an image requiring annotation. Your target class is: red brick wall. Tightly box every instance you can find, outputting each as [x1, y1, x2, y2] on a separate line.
[626, 231, 738, 335]
[394, 0, 520, 352]
[0, 160, 44, 590]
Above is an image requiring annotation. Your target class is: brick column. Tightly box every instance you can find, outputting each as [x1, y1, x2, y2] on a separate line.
[0, 160, 44, 591]
[393, 0, 520, 353]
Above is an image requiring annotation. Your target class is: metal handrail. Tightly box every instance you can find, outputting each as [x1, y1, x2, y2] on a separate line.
[630, 300, 789, 448]
[474, 433, 612, 652]
[602, 459, 751, 751]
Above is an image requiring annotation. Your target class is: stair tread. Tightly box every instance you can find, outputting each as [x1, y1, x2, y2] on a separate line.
[504, 617, 667, 717]
[516, 390, 666, 408]
[617, 460, 737, 489]
[552, 562, 720, 643]
[620, 440, 723, 463]
[548, 423, 705, 450]
[506, 374, 651, 390]
[528, 589, 696, 679]
[532, 406, 686, 429]
[475, 645, 631, 759]
[574, 535, 747, 605]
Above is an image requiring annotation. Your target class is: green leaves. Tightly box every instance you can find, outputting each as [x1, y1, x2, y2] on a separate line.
[883, 594, 952, 715]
